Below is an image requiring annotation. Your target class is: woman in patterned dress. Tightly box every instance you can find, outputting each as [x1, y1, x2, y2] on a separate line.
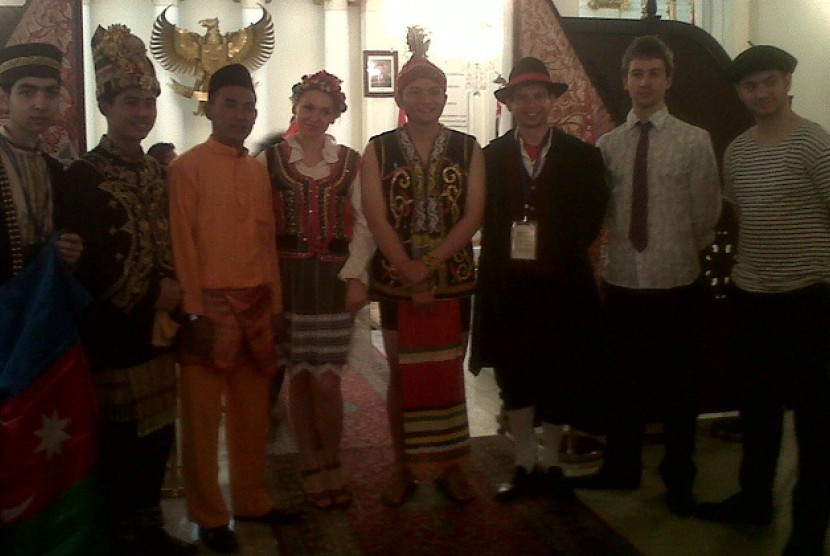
[259, 71, 373, 508]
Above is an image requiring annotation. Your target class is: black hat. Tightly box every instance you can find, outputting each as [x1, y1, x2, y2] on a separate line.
[727, 45, 797, 83]
[209, 64, 255, 97]
[0, 43, 62, 88]
[494, 57, 568, 103]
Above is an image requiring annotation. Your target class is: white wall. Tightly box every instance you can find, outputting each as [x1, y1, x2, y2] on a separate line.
[745, 0, 830, 131]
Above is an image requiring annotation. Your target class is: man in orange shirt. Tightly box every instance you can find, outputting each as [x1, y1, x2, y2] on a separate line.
[168, 64, 296, 554]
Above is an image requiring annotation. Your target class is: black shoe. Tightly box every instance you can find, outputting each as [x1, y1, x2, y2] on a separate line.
[495, 466, 537, 503]
[198, 525, 239, 554]
[783, 533, 826, 556]
[541, 466, 575, 502]
[567, 468, 640, 490]
[233, 506, 301, 525]
[694, 492, 773, 526]
[665, 489, 695, 518]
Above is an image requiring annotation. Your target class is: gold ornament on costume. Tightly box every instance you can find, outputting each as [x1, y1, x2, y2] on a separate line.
[92, 24, 161, 101]
[149, 5, 274, 115]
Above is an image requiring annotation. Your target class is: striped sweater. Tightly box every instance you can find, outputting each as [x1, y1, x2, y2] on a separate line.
[724, 120, 830, 292]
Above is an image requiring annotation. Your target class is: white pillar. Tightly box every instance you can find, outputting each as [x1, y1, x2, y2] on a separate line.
[323, 0, 356, 149]
[151, 0, 182, 152]
[242, 0, 272, 150]
[82, 0, 98, 151]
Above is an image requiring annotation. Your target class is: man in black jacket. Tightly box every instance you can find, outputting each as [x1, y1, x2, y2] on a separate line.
[472, 57, 608, 503]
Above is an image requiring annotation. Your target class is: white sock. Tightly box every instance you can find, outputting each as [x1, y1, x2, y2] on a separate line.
[507, 406, 536, 471]
[540, 422, 564, 470]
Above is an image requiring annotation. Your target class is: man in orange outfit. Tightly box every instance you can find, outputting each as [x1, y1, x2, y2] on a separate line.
[168, 64, 297, 554]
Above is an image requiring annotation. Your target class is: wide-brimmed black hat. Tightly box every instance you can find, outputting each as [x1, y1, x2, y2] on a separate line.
[209, 63, 255, 97]
[494, 57, 568, 103]
[727, 45, 797, 83]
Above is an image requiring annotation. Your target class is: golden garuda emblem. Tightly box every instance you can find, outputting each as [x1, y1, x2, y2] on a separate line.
[150, 5, 274, 114]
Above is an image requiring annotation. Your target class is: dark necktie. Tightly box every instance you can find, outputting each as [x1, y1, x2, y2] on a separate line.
[629, 121, 652, 252]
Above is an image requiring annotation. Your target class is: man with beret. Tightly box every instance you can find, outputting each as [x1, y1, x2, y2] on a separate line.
[471, 57, 607, 503]
[361, 55, 485, 506]
[0, 42, 82, 284]
[169, 63, 294, 553]
[54, 25, 195, 554]
[695, 45, 830, 556]
[568, 35, 721, 518]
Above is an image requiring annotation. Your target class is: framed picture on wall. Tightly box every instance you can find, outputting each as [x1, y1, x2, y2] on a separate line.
[363, 50, 397, 97]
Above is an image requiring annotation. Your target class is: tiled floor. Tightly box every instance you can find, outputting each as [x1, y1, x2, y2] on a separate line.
[162, 307, 827, 555]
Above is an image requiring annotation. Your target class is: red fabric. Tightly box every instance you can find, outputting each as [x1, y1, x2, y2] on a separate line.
[397, 299, 463, 410]
[0, 344, 99, 525]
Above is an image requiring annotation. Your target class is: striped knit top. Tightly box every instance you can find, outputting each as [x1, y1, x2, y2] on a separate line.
[724, 120, 830, 292]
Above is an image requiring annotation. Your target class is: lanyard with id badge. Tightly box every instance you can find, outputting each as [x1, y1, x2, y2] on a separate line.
[511, 132, 548, 261]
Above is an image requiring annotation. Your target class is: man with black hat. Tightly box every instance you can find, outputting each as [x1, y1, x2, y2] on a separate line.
[169, 63, 294, 553]
[471, 56, 607, 502]
[54, 25, 195, 554]
[695, 45, 830, 556]
[0, 42, 82, 284]
[568, 35, 721, 518]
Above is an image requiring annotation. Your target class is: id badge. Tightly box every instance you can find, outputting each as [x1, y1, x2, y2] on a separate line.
[510, 220, 538, 260]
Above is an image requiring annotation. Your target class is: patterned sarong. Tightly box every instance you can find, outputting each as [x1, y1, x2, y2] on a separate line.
[181, 285, 279, 375]
[398, 299, 470, 467]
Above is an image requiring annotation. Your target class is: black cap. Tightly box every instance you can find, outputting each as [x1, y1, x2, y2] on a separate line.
[0, 43, 62, 88]
[494, 57, 568, 103]
[208, 64, 255, 97]
[727, 45, 797, 83]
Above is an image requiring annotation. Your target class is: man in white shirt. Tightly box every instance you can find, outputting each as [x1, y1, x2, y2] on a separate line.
[569, 35, 721, 518]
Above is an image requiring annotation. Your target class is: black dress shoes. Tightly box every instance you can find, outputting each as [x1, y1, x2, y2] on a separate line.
[665, 489, 696, 518]
[495, 466, 537, 503]
[198, 525, 240, 554]
[234, 506, 301, 525]
[567, 468, 641, 490]
[694, 491, 773, 526]
[540, 466, 575, 502]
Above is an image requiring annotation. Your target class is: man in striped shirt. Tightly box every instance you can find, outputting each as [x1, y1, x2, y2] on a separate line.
[695, 45, 830, 556]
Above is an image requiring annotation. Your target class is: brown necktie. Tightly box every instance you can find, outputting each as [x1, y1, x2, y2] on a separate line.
[629, 121, 652, 252]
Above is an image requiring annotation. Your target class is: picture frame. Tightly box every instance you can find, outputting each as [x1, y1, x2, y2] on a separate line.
[363, 50, 397, 97]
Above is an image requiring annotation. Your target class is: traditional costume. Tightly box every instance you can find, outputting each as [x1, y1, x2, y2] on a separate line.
[265, 130, 363, 374]
[471, 57, 608, 501]
[369, 113, 477, 467]
[0, 43, 63, 285]
[168, 64, 285, 536]
[54, 25, 190, 552]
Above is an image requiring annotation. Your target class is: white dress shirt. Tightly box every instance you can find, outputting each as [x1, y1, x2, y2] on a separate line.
[599, 107, 721, 289]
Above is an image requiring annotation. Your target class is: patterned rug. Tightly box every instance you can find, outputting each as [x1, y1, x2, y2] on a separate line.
[266, 316, 641, 555]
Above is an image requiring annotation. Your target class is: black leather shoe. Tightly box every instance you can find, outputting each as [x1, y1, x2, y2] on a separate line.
[694, 491, 773, 526]
[495, 466, 537, 503]
[234, 506, 301, 525]
[541, 466, 575, 502]
[665, 489, 695, 518]
[198, 525, 239, 554]
[567, 468, 640, 490]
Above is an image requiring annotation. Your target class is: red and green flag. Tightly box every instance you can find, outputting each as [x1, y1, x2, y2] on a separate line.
[0, 241, 107, 555]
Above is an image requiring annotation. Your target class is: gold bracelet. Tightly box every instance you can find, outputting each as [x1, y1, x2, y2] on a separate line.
[421, 253, 441, 274]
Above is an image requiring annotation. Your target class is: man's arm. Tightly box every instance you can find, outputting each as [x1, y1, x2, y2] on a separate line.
[690, 130, 722, 250]
[167, 159, 204, 316]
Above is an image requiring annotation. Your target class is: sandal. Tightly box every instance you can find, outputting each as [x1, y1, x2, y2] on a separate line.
[323, 462, 353, 509]
[301, 468, 333, 510]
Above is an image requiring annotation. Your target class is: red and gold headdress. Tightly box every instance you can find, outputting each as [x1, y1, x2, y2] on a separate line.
[396, 26, 446, 96]
[291, 70, 347, 114]
[92, 24, 160, 101]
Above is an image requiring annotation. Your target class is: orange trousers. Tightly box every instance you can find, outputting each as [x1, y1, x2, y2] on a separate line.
[179, 362, 273, 528]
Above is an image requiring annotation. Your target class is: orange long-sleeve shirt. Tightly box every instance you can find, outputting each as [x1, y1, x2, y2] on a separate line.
[168, 137, 281, 315]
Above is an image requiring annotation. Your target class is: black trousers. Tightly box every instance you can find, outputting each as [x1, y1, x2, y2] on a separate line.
[98, 421, 174, 527]
[732, 284, 830, 549]
[601, 282, 706, 493]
